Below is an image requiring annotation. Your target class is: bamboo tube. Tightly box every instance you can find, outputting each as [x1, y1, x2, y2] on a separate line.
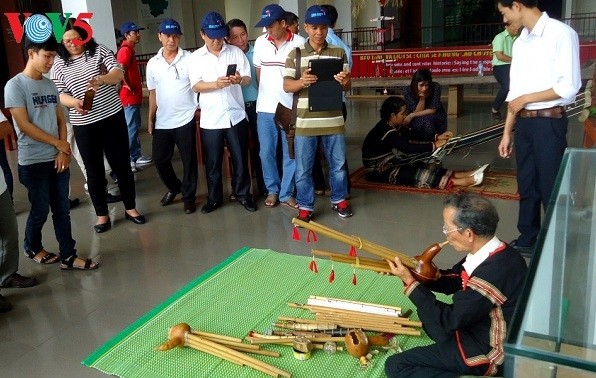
[311, 249, 392, 273]
[308, 295, 402, 314]
[273, 321, 337, 331]
[247, 336, 345, 344]
[227, 346, 281, 357]
[277, 342, 344, 351]
[199, 337, 261, 350]
[190, 335, 291, 378]
[191, 330, 243, 343]
[292, 218, 418, 269]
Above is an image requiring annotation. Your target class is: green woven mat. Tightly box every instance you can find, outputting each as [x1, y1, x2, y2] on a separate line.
[83, 247, 452, 378]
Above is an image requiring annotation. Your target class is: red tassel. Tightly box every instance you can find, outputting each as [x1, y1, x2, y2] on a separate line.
[328, 263, 335, 283]
[293, 226, 300, 241]
[309, 257, 319, 273]
[307, 230, 318, 243]
[352, 268, 357, 285]
[349, 245, 357, 257]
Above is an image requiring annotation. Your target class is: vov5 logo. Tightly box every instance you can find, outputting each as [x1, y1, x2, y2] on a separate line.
[4, 13, 93, 45]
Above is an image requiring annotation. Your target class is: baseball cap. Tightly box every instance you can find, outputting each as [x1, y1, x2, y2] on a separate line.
[120, 21, 145, 35]
[158, 18, 182, 35]
[255, 4, 286, 28]
[201, 12, 227, 39]
[305, 5, 331, 26]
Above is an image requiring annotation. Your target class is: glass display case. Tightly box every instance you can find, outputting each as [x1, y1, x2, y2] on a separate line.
[505, 148, 596, 377]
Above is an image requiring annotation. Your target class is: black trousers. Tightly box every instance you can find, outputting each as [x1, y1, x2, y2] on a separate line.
[492, 64, 511, 112]
[201, 119, 250, 203]
[514, 115, 567, 246]
[73, 110, 136, 216]
[152, 118, 198, 203]
[243, 103, 266, 195]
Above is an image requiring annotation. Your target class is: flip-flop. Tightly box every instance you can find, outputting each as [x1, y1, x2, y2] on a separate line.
[24, 250, 59, 264]
[281, 198, 299, 209]
[264, 194, 279, 208]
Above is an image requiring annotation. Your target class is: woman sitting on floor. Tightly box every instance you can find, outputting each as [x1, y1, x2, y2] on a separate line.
[402, 68, 448, 139]
[361, 96, 486, 189]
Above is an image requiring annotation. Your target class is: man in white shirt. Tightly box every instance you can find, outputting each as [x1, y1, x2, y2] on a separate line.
[189, 12, 256, 213]
[253, 4, 306, 209]
[497, 0, 580, 254]
[146, 18, 199, 214]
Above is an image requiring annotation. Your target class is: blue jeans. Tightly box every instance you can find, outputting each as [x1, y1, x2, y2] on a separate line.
[256, 112, 295, 202]
[295, 134, 348, 211]
[124, 105, 142, 162]
[18, 162, 76, 261]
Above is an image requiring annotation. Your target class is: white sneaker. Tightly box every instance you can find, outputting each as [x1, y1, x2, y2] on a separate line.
[471, 172, 484, 187]
[136, 156, 153, 166]
[130, 161, 138, 173]
[469, 164, 489, 177]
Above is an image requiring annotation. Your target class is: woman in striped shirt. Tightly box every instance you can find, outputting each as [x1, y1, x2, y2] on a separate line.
[52, 19, 145, 233]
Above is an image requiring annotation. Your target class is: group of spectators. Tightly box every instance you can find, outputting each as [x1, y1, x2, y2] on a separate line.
[0, 1, 583, 378]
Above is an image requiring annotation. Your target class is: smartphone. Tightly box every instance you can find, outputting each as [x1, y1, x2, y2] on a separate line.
[226, 64, 237, 77]
[82, 88, 95, 111]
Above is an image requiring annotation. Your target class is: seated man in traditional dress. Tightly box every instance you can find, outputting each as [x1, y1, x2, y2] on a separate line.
[385, 192, 528, 377]
[362, 96, 486, 189]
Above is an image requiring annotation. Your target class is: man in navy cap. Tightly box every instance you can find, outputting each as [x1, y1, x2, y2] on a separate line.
[189, 12, 256, 214]
[253, 4, 305, 210]
[283, 5, 352, 222]
[146, 18, 199, 214]
[117, 21, 152, 173]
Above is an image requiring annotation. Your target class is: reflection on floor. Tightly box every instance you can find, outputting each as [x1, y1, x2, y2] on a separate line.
[0, 98, 586, 377]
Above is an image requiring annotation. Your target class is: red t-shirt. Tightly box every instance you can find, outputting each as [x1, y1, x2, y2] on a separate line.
[116, 40, 143, 106]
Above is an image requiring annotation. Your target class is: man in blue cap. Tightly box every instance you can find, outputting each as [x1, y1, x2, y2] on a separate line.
[283, 5, 352, 222]
[189, 12, 255, 214]
[253, 4, 305, 210]
[146, 18, 199, 214]
[117, 21, 152, 173]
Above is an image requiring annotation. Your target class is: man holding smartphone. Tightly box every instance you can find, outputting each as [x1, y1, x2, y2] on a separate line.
[189, 11, 256, 213]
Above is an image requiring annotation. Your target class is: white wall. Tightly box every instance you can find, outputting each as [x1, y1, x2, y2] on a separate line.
[61, 0, 117, 51]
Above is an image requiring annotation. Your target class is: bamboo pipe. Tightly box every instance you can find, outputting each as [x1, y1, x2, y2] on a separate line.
[247, 336, 346, 344]
[191, 330, 243, 343]
[293, 218, 449, 282]
[312, 249, 392, 273]
[157, 324, 290, 378]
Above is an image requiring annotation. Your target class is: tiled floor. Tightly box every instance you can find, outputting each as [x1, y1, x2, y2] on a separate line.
[0, 97, 585, 377]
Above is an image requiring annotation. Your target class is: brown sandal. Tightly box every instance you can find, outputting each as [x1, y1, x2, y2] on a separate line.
[281, 197, 299, 209]
[264, 194, 279, 208]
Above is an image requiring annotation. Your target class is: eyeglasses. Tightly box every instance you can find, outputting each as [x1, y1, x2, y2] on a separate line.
[442, 226, 462, 235]
[170, 64, 179, 80]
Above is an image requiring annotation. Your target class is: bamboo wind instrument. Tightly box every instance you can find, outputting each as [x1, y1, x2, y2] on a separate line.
[293, 217, 448, 282]
[312, 249, 392, 273]
[157, 323, 289, 377]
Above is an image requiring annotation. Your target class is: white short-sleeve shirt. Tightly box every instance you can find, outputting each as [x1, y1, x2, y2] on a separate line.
[188, 44, 249, 130]
[253, 32, 306, 113]
[146, 47, 198, 129]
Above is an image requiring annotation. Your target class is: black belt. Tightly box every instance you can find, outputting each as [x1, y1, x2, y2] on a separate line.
[245, 101, 256, 108]
[518, 106, 565, 119]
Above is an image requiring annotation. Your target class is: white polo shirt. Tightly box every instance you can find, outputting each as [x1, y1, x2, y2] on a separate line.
[506, 12, 581, 109]
[189, 44, 249, 130]
[146, 47, 198, 130]
[253, 31, 306, 113]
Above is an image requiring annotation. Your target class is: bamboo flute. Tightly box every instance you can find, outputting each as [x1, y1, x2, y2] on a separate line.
[293, 218, 418, 269]
[191, 335, 291, 377]
[311, 249, 392, 273]
[191, 330, 243, 343]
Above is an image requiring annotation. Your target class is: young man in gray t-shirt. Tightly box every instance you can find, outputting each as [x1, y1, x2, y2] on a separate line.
[4, 30, 98, 271]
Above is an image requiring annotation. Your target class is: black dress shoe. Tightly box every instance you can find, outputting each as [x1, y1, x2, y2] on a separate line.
[510, 239, 534, 257]
[69, 198, 80, 209]
[184, 201, 197, 214]
[239, 197, 257, 212]
[106, 193, 122, 204]
[125, 212, 146, 224]
[160, 190, 179, 206]
[94, 221, 111, 233]
[0, 273, 38, 288]
[201, 201, 222, 214]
